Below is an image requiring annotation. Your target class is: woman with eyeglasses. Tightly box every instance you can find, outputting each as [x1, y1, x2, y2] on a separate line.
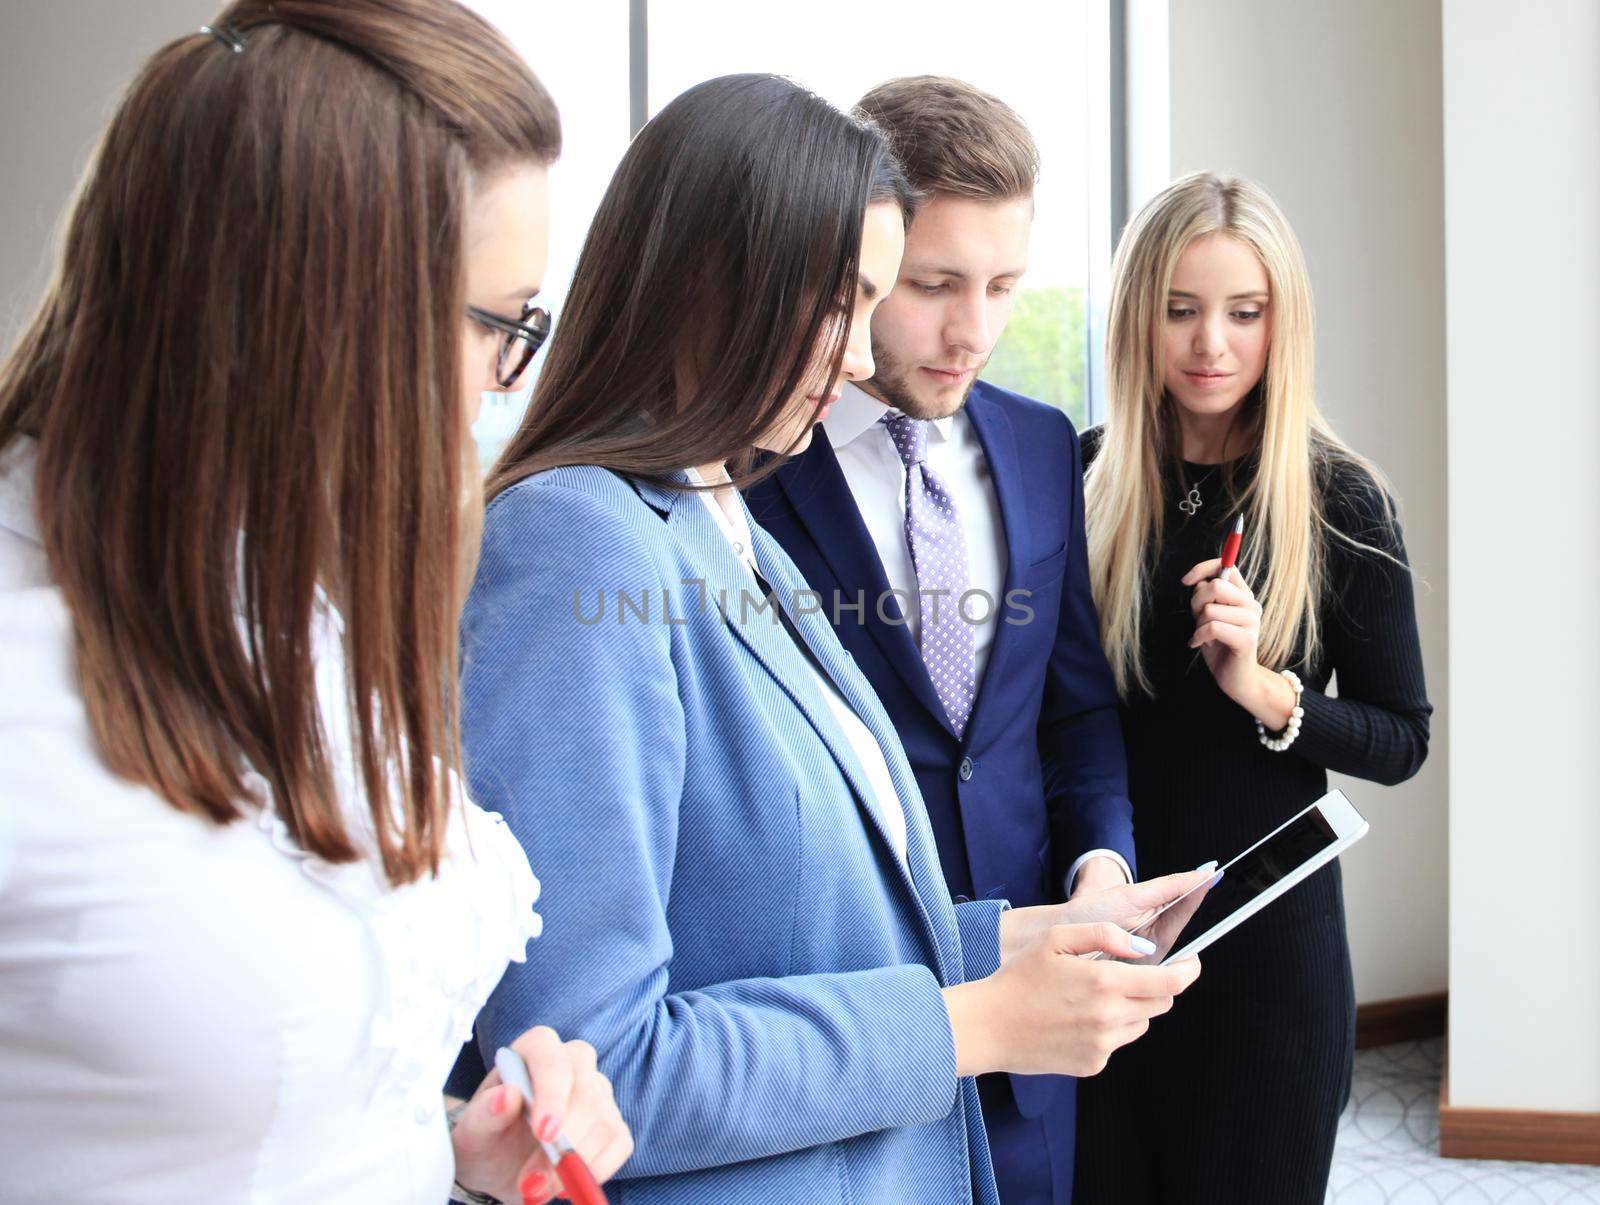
[451, 73, 1210, 1204]
[0, 3, 628, 1202]
[470, 304, 553, 391]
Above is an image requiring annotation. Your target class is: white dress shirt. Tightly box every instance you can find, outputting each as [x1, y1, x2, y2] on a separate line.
[689, 467, 908, 865]
[820, 383, 1129, 893]
[822, 382, 1010, 684]
[0, 439, 543, 1203]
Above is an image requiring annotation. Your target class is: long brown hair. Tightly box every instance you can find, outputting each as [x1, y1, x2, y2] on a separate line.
[0, 0, 559, 884]
[488, 74, 913, 501]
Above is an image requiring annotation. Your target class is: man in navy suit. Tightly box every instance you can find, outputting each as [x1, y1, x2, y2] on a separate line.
[745, 76, 1135, 1205]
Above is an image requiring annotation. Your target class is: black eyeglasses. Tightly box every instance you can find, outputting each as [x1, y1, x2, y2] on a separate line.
[467, 301, 552, 389]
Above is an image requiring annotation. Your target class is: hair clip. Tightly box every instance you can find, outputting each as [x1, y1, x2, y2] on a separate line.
[199, 23, 247, 54]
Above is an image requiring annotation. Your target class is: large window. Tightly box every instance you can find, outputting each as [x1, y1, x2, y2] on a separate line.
[650, 2, 1103, 429]
[470, 2, 1128, 463]
[465, 4, 631, 466]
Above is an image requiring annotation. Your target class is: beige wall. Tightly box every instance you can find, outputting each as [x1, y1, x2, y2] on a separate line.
[0, 1, 217, 349]
[1443, 0, 1600, 1113]
[1166, 0, 1450, 1004]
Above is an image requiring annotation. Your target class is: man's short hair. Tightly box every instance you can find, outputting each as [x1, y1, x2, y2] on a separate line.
[854, 75, 1038, 202]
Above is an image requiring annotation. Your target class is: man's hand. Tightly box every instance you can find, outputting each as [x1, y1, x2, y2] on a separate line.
[1070, 856, 1129, 899]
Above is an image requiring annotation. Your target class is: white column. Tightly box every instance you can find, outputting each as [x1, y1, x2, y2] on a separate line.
[1443, 0, 1600, 1113]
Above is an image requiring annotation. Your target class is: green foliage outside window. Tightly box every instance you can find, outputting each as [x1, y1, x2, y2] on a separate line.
[982, 285, 1088, 428]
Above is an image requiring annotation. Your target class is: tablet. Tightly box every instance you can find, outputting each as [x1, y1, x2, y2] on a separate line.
[1133, 789, 1369, 965]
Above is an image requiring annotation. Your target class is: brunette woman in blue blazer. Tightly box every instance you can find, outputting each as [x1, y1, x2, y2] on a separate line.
[453, 76, 1207, 1204]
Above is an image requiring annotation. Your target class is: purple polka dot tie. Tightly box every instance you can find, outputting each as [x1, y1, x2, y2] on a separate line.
[882, 414, 976, 737]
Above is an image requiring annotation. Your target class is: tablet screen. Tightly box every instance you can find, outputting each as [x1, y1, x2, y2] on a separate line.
[1141, 807, 1340, 959]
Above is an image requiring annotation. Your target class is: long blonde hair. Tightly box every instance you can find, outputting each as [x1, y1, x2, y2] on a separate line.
[1085, 171, 1390, 698]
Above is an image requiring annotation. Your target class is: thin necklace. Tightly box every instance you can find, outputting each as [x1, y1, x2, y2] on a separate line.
[1176, 463, 1222, 516]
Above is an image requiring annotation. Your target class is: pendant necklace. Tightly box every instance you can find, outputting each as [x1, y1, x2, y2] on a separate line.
[1177, 464, 1221, 516]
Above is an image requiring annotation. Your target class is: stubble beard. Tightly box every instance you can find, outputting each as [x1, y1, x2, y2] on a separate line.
[865, 339, 983, 421]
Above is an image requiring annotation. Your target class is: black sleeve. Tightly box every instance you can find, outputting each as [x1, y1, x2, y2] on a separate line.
[1079, 423, 1105, 470]
[1290, 469, 1433, 785]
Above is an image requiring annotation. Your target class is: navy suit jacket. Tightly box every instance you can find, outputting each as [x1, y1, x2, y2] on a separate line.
[746, 379, 1137, 1125]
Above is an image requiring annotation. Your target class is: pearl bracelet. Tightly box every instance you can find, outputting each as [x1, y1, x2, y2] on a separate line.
[1256, 669, 1305, 752]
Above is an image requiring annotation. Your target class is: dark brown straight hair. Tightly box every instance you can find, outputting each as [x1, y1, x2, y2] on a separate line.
[0, 0, 559, 884]
[487, 73, 913, 501]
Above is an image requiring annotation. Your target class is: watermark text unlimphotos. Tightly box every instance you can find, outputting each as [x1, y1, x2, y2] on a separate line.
[572, 580, 1036, 628]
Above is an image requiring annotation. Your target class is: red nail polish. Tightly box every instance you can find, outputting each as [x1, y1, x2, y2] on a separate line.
[488, 1086, 505, 1117]
[535, 1112, 561, 1143]
[520, 1170, 554, 1205]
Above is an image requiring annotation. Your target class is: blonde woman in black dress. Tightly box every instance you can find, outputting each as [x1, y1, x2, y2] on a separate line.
[1073, 171, 1432, 1204]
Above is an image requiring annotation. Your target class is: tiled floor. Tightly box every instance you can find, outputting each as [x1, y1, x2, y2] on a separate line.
[1328, 1039, 1600, 1203]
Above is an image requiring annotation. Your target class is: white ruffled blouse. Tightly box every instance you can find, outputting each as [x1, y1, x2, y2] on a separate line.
[0, 440, 542, 1203]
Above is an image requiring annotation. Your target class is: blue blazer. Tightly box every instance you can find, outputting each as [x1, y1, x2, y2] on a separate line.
[457, 464, 1002, 1204]
[745, 382, 1136, 1150]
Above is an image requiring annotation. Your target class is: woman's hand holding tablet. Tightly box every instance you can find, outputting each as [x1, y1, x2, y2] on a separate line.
[1125, 790, 1369, 965]
[944, 923, 1203, 1079]
[997, 865, 1219, 965]
[958, 794, 1366, 1078]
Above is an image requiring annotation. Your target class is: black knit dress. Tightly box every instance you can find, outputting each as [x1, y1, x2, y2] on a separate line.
[1073, 430, 1431, 1205]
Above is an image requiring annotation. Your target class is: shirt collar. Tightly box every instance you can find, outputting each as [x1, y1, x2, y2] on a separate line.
[684, 464, 755, 564]
[821, 381, 956, 449]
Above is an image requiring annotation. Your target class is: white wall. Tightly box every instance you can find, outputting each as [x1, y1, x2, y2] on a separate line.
[1166, 0, 1450, 1004]
[0, 0, 217, 350]
[1443, 0, 1600, 1113]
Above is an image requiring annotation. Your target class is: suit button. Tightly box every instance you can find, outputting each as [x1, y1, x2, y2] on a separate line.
[958, 757, 974, 782]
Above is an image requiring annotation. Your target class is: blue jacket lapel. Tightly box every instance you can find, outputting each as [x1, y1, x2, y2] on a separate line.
[640, 479, 853, 783]
[963, 390, 1030, 737]
[772, 437, 956, 738]
[629, 474, 684, 520]
[639, 478, 869, 790]
[748, 518, 961, 980]
[634, 472, 960, 977]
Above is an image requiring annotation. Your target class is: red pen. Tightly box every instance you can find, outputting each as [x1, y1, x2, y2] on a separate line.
[1218, 514, 1244, 581]
[495, 1046, 609, 1205]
